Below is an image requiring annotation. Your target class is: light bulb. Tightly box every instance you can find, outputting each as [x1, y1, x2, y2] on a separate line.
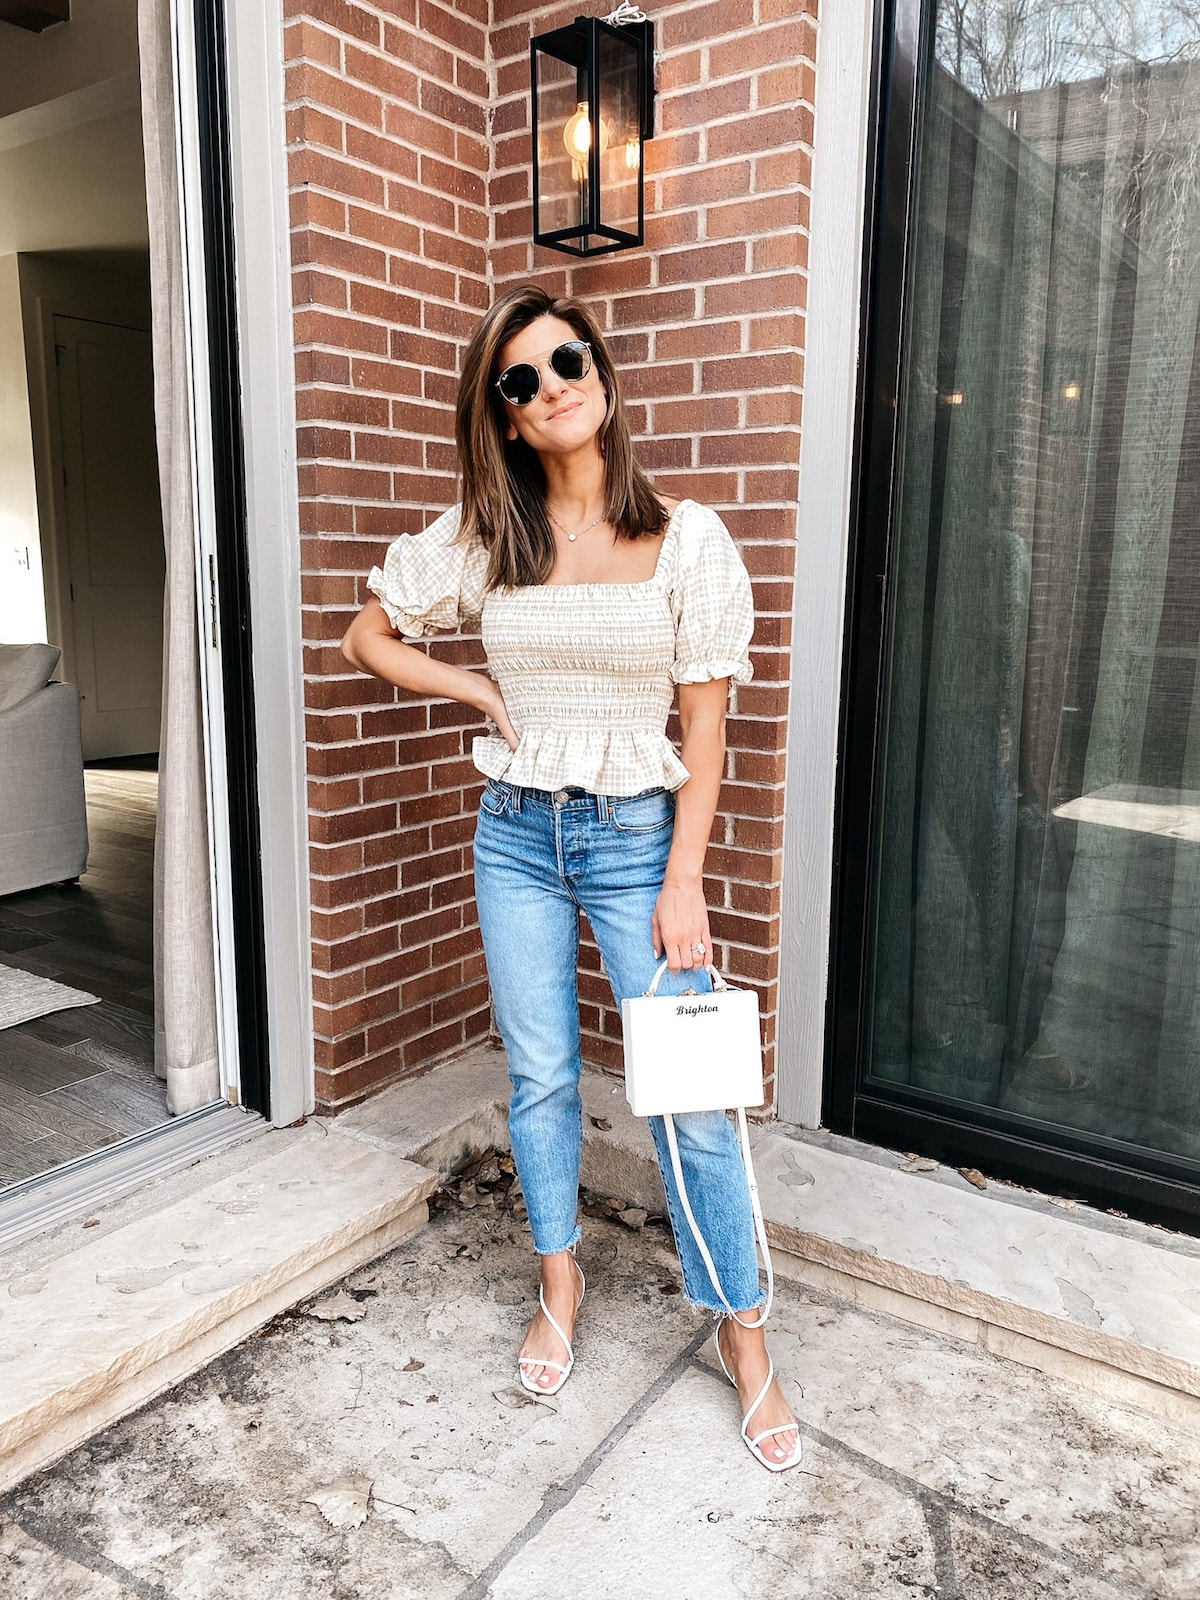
[562, 101, 612, 170]
[564, 101, 593, 160]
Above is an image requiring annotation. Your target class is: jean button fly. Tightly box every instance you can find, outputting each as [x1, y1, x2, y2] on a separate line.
[554, 789, 570, 804]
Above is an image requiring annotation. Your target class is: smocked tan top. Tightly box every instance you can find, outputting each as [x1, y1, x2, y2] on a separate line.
[366, 498, 753, 797]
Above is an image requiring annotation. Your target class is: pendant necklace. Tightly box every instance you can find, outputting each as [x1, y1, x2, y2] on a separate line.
[549, 508, 605, 543]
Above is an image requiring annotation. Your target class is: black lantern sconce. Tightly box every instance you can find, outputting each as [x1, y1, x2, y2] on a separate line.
[530, 8, 655, 257]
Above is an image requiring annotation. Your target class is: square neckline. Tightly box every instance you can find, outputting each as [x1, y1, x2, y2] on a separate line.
[532, 498, 692, 593]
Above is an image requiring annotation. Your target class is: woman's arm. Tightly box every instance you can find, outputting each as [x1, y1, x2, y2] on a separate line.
[341, 598, 518, 750]
[651, 677, 729, 971]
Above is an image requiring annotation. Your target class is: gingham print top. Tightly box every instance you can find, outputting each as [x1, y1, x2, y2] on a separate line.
[366, 497, 754, 796]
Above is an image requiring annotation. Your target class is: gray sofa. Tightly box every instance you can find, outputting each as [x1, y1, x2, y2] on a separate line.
[0, 643, 89, 897]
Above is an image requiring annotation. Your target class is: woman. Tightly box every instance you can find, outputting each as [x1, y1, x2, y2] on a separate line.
[341, 286, 800, 1471]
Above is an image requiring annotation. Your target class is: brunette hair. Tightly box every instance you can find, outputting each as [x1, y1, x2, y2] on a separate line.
[454, 285, 667, 590]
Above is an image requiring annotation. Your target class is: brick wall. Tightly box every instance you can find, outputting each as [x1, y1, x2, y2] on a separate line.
[287, 0, 816, 1111]
[287, 0, 495, 1109]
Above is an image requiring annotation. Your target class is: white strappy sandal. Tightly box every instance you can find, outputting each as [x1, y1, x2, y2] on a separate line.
[517, 1251, 585, 1397]
[714, 1316, 802, 1473]
[661, 1112, 801, 1473]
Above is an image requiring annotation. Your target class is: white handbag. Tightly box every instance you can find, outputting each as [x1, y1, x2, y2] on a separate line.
[622, 959, 774, 1325]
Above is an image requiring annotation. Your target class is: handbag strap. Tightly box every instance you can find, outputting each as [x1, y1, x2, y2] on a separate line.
[662, 1106, 774, 1329]
[644, 956, 732, 997]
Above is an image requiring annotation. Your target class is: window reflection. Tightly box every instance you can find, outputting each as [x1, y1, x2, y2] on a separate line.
[868, 0, 1200, 1161]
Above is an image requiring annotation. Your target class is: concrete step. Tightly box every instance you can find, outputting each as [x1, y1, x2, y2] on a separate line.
[0, 1122, 437, 1492]
[333, 1046, 1200, 1425]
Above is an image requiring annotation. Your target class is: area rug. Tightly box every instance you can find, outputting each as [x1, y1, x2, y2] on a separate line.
[0, 962, 100, 1030]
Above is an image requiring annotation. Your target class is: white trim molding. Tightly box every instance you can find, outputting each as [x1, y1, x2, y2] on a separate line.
[221, 0, 314, 1126]
[776, 0, 877, 1127]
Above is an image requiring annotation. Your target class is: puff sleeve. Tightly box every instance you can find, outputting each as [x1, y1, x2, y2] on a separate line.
[669, 504, 754, 685]
[365, 505, 488, 638]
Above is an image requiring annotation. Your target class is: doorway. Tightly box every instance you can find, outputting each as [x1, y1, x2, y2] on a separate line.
[0, 0, 268, 1194]
[52, 310, 166, 760]
[831, 0, 1200, 1226]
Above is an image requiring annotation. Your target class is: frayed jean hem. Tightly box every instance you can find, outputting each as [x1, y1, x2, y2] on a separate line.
[531, 1222, 581, 1256]
[691, 1287, 768, 1318]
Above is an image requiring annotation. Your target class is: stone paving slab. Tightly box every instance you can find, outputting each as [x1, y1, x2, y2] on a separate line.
[1, 1180, 1196, 1600]
[0, 1125, 437, 1491]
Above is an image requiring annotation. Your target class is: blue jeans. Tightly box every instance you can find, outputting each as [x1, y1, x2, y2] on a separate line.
[473, 778, 765, 1315]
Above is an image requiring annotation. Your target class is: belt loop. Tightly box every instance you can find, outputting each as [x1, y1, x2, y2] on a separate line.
[597, 792, 609, 823]
[512, 784, 523, 813]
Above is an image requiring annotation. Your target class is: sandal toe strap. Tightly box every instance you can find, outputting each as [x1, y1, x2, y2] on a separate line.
[747, 1423, 800, 1449]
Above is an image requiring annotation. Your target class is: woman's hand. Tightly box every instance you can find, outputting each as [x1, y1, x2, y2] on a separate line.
[652, 876, 712, 973]
[476, 679, 519, 751]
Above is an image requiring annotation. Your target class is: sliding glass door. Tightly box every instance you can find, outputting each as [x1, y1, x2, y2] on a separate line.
[834, 0, 1200, 1221]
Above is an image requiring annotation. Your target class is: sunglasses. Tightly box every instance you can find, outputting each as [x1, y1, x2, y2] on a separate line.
[494, 340, 593, 406]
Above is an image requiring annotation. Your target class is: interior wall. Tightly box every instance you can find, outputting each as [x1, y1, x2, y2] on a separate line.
[0, 251, 45, 644]
[0, 0, 138, 118]
[17, 249, 152, 673]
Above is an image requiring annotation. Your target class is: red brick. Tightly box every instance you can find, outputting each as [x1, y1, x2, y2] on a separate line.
[419, 153, 483, 206]
[703, 350, 802, 392]
[655, 321, 741, 361]
[343, 123, 421, 182]
[709, 18, 815, 78]
[658, 161, 751, 212]
[297, 387, 390, 427]
[420, 78, 487, 138]
[456, 57, 488, 98]
[287, 63, 383, 129]
[342, 43, 421, 105]
[291, 146, 388, 205]
[292, 0, 379, 47]
[287, 104, 343, 153]
[652, 396, 740, 434]
[755, 148, 812, 193]
[659, 77, 752, 134]
[381, 111, 456, 173]
[708, 107, 814, 162]
[753, 231, 809, 274]
[284, 18, 343, 67]
[660, 0, 754, 48]
[380, 21, 454, 82]
[658, 242, 748, 285]
[708, 192, 805, 240]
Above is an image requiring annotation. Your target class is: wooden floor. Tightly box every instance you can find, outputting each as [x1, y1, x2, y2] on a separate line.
[0, 761, 169, 1190]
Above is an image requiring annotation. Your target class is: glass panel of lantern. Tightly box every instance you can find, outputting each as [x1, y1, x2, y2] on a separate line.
[596, 23, 642, 244]
[532, 29, 584, 245]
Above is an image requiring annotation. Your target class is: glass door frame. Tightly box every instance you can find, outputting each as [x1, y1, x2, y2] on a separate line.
[827, 0, 1200, 1229]
[178, 0, 272, 1118]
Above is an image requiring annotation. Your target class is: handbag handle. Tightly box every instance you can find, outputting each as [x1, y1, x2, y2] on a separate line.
[644, 956, 732, 997]
[664, 1106, 774, 1328]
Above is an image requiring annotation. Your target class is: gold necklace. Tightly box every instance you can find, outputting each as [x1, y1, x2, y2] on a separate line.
[548, 507, 606, 543]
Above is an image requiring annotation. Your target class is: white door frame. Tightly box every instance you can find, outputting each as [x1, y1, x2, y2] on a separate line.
[776, 0, 877, 1127]
[171, 0, 312, 1124]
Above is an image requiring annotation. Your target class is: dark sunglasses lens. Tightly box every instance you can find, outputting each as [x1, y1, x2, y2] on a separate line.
[499, 364, 540, 405]
[551, 342, 589, 382]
